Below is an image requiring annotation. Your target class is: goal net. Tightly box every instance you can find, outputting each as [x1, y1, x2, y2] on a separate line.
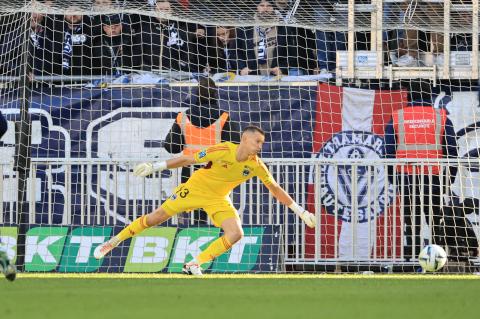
[0, 0, 479, 274]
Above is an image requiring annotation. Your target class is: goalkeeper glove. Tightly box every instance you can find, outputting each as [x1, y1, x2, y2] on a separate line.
[133, 161, 167, 177]
[288, 202, 316, 228]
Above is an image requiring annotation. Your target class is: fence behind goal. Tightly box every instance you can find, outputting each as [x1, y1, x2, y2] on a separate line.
[0, 158, 479, 272]
[1, 0, 480, 273]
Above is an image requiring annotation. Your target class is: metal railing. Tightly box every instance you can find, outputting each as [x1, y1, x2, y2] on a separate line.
[1, 158, 479, 265]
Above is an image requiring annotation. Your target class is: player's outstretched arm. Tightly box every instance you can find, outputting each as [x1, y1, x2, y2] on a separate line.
[133, 155, 196, 177]
[266, 183, 316, 228]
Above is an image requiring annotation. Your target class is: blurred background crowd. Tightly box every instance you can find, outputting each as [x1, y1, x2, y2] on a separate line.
[0, 0, 475, 79]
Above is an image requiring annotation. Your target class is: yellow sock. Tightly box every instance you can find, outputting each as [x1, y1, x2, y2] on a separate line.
[196, 236, 233, 265]
[115, 215, 150, 242]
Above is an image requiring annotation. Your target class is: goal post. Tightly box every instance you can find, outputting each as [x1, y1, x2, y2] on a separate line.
[0, 0, 479, 274]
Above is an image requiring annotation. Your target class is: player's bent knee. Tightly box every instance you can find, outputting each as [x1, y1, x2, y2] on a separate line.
[221, 216, 243, 244]
[226, 228, 244, 244]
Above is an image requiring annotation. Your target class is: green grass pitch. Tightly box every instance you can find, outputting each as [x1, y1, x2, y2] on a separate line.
[0, 274, 479, 319]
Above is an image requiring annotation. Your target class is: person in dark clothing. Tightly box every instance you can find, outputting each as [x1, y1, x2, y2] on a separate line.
[92, 14, 143, 76]
[0, 12, 53, 77]
[50, 10, 95, 76]
[0, 111, 7, 139]
[235, 0, 282, 76]
[164, 76, 241, 157]
[384, 106, 458, 260]
[163, 77, 241, 224]
[90, 0, 143, 36]
[141, 0, 207, 73]
[276, 26, 317, 75]
[205, 26, 241, 75]
[236, 0, 316, 76]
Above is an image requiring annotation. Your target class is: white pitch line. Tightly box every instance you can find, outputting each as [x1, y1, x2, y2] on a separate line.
[15, 273, 480, 280]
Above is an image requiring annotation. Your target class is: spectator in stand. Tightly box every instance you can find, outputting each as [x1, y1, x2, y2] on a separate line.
[237, 0, 315, 76]
[314, 0, 346, 73]
[91, 0, 118, 37]
[0, 12, 53, 76]
[92, 13, 143, 76]
[29, 12, 54, 75]
[50, 7, 95, 76]
[237, 0, 282, 76]
[314, 0, 394, 71]
[273, 0, 317, 75]
[393, 2, 444, 67]
[205, 26, 241, 75]
[90, 0, 143, 36]
[142, 0, 207, 73]
[273, 0, 292, 22]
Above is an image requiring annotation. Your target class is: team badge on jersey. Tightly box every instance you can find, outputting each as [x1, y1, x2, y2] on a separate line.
[198, 150, 207, 159]
[242, 165, 252, 176]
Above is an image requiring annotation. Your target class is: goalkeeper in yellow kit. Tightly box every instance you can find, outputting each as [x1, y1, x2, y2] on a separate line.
[94, 126, 316, 275]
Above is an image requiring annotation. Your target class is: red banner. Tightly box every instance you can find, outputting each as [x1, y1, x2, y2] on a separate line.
[305, 83, 407, 259]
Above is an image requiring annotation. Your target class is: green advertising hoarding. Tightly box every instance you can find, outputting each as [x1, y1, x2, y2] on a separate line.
[124, 227, 177, 272]
[211, 227, 264, 272]
[59, 227, 112, 272]
[0, 225, 279, 272]
[25, 227, 69, 271]
[168, 228, 221, 272]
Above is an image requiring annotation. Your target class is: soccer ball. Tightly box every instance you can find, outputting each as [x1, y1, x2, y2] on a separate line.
[418, 244, 447, 272]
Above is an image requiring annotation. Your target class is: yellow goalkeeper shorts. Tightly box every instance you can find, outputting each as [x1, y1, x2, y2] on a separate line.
[161, 183, 239, 227]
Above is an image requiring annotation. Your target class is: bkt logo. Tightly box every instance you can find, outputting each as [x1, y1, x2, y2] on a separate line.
[86, 107, 187, 223]
[316, 130, 395, 223]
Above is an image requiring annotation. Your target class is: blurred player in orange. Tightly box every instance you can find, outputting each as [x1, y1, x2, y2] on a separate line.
[94, 125, 315, 275]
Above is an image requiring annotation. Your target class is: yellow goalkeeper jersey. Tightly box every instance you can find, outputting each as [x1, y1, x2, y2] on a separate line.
[186, 142, 276, 197]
